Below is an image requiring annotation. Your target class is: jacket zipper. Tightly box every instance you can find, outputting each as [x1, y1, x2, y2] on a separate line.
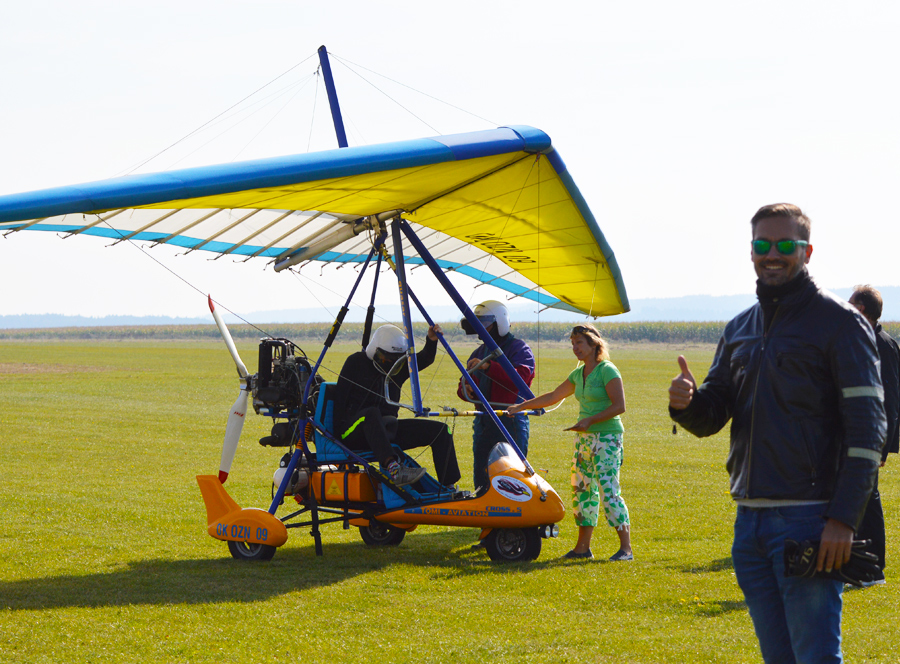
[746, 306, 782, 498]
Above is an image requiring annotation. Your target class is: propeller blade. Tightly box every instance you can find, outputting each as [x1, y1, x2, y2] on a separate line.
[208, 295, 248, 379]
[219, 387, 249, 484]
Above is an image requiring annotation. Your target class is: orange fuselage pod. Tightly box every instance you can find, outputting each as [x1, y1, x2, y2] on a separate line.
[373, 456, 566, 528]
[196, 475, 288, 547]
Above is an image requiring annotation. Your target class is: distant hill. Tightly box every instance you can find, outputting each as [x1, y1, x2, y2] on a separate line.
[0, 313, 210, 329]
[612, 287, 900, 322]
[3, 286, 898, 329]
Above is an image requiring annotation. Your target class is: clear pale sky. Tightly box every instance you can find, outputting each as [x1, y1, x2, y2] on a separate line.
[2, 1, 898, 320]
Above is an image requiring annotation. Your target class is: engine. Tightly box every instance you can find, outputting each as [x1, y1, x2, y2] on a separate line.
[252, 339, 318, 417]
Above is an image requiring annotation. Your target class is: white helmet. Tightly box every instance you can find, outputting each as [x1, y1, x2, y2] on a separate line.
[365, 324, 409, 375]
[365, 324, 408, 359]
[473, 300, 510, 336]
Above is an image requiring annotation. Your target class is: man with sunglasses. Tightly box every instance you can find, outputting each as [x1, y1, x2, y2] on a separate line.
[668, 203, 885, 663]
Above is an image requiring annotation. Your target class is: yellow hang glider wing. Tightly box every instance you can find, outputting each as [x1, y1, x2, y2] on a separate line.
[0, 126, 628, 316]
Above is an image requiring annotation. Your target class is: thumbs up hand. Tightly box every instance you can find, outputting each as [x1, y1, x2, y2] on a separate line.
[669, 355, 697, 410]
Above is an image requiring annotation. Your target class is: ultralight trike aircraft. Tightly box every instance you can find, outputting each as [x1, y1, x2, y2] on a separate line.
[0, 50, 629, 563]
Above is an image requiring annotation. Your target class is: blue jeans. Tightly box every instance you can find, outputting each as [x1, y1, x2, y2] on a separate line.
[472, 413, 529, 490]
[732, 504, 844, 664]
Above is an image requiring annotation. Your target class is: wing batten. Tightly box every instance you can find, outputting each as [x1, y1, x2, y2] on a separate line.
[111, 208, 181, 246]
[65, 209, 126, 239]
[245, 210, 326, 260]
[186, 209, 261, 255]
[223, 209, 296, 257]
[153, 208, 224, 247]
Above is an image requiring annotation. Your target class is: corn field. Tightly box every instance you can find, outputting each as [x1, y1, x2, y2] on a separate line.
[3, 320, 898, 345]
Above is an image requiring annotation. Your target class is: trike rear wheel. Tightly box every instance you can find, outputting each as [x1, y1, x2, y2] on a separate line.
[359, 521, 406, 546]
[227, 540, 277, 561]
[484, 527, 541, 562]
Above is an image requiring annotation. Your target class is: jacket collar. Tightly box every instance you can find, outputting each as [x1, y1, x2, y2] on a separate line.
[756, 268, 814, 308]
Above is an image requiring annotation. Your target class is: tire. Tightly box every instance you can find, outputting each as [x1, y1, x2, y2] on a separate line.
[359, 521, 406, 546]
[227, 540, 277, 561]
[484, 527, 541, 562]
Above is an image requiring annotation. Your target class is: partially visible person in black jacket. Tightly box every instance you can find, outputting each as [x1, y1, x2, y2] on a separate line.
[668, 203, 885, 663]
[334, 323, 460, 488]
[849, 284, 899, 584]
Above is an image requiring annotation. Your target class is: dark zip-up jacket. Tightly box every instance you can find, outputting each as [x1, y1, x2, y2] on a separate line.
[671, 273, 885, 530]
[876, 324, 900, 460]
[334, 336, 437, 436]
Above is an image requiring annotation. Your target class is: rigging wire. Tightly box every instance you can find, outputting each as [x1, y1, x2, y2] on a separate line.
[117, 52, 319, 177]
[327, 56, 442, 136]
[95, 216, 274, 338]
[165, 75, 318, 170]
[329, 52, 497, 128]
[342, 112, 367, 148]
[286, 265, 335, 321]
[306, 70, 320, 153]
[536, 154, 542, 396]
[231, 81, 313, 163]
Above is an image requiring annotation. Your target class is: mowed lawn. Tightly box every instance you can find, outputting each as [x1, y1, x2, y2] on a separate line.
[1, 338, 898, 663]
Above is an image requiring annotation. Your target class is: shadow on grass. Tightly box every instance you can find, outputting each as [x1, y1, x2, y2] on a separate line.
[676, 556, 734, 574]
[692, 599, 747, 617]
[2, 530, 567, 611]
[667, 556, 747, 618]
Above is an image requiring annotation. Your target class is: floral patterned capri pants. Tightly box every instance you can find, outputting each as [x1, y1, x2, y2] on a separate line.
[571, 432, 629, 529]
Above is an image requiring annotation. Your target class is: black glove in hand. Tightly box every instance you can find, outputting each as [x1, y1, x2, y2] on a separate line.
[783, 539, 880, 587]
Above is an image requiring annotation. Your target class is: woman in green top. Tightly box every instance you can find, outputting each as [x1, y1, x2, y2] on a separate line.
[508, 324, 631, 561]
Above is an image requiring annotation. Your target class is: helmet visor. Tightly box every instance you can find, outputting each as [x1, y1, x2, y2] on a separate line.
[373, 349, 406, 376]
[460, 314, 496, 335]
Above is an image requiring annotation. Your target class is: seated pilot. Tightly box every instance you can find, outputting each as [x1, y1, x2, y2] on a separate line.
[333, 324, 461, 487]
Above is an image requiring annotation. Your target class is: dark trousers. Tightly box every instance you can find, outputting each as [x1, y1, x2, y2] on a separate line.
[342, 407, 461, 486]
[472, 413, 529, 490]
[857, 470, 886, 571]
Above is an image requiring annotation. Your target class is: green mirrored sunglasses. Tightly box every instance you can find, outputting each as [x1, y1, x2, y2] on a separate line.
[752, 239, 809, 256]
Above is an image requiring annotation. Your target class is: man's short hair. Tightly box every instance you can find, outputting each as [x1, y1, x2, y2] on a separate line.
[750, 203, 811, 241]
[852, 284, 883, 322]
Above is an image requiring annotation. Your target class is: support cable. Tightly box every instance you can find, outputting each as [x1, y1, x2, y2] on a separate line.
[119, 52, 318, 176]
[329, 52, 497, 127]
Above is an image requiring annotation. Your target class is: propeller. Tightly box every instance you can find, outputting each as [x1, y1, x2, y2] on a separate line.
[209, 295, 250, 484]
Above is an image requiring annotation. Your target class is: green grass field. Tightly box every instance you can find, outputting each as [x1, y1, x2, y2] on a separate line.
[1, 339, 898, 663]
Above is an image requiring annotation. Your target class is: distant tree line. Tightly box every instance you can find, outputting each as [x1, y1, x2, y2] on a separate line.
[3, 321, 899, 345]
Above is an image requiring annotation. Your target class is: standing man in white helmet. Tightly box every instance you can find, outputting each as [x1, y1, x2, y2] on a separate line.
[335, 323, 461, 487]
[457, 300, 535, 491]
